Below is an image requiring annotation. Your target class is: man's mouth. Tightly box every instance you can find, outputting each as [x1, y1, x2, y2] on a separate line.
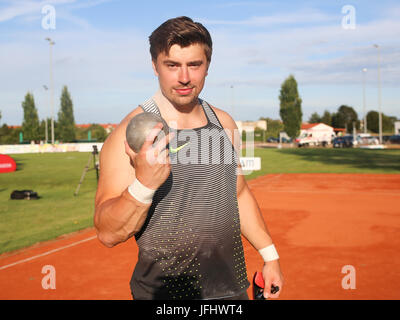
[175, 87, 194, 95]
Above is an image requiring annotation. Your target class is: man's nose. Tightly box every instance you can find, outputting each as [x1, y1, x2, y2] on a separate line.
[178, 66, 190, 85]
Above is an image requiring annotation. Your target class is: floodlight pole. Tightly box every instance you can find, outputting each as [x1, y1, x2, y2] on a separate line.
[43, 85, 49, 143]
[46, 38, 55, 145]
[362, 68, 367, 134]
[373, 44, 383, 144]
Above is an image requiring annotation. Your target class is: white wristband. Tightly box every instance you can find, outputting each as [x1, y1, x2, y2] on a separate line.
[258, 244, 279, 262]
[127, 178, 155, 204]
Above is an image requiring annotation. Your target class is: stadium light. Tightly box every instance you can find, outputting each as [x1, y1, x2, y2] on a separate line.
[362, 68, 367, 134]
[45, 38, 55, 144]
[43, 85, 49, 143]
[373, 44, 383, 144]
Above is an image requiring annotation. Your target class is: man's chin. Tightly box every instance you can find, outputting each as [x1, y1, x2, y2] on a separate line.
[171, 95, 199, 109]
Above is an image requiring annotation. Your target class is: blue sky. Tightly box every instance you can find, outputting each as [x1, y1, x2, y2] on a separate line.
[1, 0, 399, 126]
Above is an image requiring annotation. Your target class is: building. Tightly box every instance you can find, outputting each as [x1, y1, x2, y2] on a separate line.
[395, 121, 400, 134]
[235, 120, 267, 135]
[300, 123, 336, 139]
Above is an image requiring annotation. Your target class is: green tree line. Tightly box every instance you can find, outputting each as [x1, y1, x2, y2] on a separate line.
[0, 86, 110, 144]
[308, 106, 398, 134]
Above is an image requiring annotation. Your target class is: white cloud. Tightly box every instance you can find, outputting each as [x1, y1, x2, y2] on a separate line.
[0, 0, 76, 23]
[1, 2, 399, 124]
[206, 11, 400, 89]
[200, 8, 338, 27]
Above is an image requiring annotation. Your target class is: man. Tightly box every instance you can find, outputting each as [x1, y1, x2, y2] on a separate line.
[94, 16, 283, 300]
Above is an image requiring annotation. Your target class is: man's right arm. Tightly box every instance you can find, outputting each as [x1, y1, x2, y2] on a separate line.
[93, 107, 172, 248]
[93, 108, 151, 247]
[94, 188, 152, 248]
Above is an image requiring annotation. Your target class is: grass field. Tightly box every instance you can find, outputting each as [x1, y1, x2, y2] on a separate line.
[0, 152, 98, 254]
[244, 147, 400, 179]
[1, 148, 399, 254]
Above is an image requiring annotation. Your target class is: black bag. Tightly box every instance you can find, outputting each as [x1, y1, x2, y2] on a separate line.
[10, 190, 40, 200]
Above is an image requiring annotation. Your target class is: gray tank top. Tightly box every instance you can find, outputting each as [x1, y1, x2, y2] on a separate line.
[130, 98, 249, 299]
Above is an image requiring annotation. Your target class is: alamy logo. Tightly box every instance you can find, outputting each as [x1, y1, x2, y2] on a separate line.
[341, 5, 356, 30]
[149, 126, 255, 175]
[41, 265, 56, 290]
[341, 265, 356, 290]
[41, 5, 56, 30]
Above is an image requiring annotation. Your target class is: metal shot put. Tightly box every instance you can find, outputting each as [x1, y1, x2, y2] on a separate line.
[126, 112, 169, 153]
[94, 16, 283, 300]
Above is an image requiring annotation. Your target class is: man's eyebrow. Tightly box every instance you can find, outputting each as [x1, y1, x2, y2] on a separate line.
[163, 59, 180, 65]
[162, 59, 204, 66]
[188, 60, 204, 66]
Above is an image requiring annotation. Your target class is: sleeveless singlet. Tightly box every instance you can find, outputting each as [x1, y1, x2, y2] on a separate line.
[130, 98, 250, 300]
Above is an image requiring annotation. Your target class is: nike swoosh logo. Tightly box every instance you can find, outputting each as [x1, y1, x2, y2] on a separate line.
[169, 142, 190, 154]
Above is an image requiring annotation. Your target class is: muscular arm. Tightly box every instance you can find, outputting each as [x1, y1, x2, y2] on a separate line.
[94, 105, 173, 248]
[93, 107, 151, 247]
[94, 190, 151, 248]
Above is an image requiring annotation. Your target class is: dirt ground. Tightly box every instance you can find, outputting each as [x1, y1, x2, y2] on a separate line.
[1, 173, 399, 300]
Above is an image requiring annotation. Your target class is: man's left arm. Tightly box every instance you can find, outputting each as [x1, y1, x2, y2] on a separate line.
[237, 173, 284, 299]
[213, 106, 284, 299]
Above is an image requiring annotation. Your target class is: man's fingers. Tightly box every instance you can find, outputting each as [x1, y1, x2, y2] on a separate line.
[124, 140, 137, 158]
[142, 123, 164, 149]
[156, 148, 170, 165]
[124, 140, 137, 167]
[263, 280, 272, 299]
[154, 130, 175, 154]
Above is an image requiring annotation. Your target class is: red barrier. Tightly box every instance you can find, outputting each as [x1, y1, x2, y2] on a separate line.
[0, 154, 17, 173]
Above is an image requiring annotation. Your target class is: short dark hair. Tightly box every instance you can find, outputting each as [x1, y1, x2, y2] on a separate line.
[149, 16, 213, 62]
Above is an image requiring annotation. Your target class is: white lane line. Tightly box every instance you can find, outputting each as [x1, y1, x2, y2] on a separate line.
[0, 235, 98, 271]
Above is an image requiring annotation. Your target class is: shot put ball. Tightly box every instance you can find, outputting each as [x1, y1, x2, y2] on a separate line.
[126, 112, 169, 153]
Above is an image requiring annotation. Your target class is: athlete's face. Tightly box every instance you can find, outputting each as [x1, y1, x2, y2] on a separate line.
[152, 43, 210, 109]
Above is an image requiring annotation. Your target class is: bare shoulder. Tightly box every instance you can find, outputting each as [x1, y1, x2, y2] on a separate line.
[95, 106, 143, 207]
[208, 104, 240, 150]
[208, 104, 238, 131]
[105, 106, 143, 144]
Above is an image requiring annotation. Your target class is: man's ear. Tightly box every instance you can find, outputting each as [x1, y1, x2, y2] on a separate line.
[206, 61, 211, 76]
[152, 59, 159, 77]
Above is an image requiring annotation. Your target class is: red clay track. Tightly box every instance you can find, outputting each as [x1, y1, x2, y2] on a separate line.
[1, 173, 399, 300]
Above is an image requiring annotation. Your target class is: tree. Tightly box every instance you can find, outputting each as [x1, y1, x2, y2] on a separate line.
[279, 75, 303, 139]
[366, 110, 396, 133]
[366, 111, 379, 133]
[308, 112, 321, 123]
[260, 117, 284, 138]
[21, 92, 40, 141]
[332, 105, 359, 132]
[38, 118, 51, 142]
[90, 124, 108, 142]
[321, 110, 333, 127]
[57, 86, 76, 142]
[0, 124, 22, 144]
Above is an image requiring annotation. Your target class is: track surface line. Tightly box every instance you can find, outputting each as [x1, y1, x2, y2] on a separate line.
[0, 235, 97, 271]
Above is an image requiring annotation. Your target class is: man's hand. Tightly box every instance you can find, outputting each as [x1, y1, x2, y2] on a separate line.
[262, 260, 284, 299]
[124, 122, 174, 190]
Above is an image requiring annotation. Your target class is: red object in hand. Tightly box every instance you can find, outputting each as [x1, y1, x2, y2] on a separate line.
[254, 271, 265, 288]
[253, 271, 280, 300]
[0, 154, 17, 173]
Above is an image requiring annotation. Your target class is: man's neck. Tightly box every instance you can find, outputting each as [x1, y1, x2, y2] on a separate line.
[152, 89, 199, 113]
[152, 89, 206, 129]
